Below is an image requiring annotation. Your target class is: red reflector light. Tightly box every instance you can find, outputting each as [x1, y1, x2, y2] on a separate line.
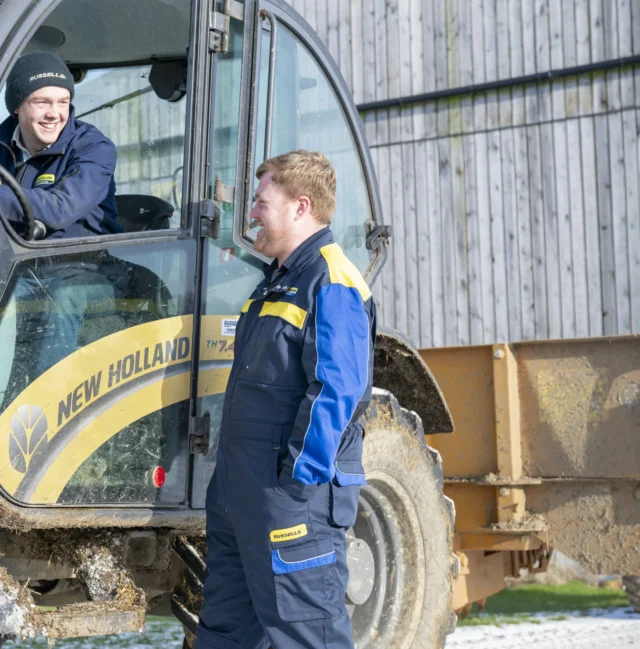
[152, 466, 166, 488]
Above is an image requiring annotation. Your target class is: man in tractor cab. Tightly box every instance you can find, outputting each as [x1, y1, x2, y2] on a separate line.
[0, 51, 120, 238]
[197, 151, 377, 649]
[0, 52, 121, 380]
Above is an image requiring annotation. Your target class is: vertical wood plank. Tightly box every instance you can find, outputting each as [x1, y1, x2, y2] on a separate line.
[349, 0, 362, 103]
[566, 118, 589, 338]
[540, 122, 562, 339]
[561, 0, 579, 117]
[315, 0, 328, 45]
[439, 138, 458, 345]
[410, 0, 426, 139]
[484, 0, 500, 129]
[464, 135, 484, 343]
[362, 0, 378, 145]
[501, 128, 522, 341]
[617, 0, 635, 108]
[386, 0, 402, 144]
[553, 120, 576, 337]
[528, 125, 549, 339]
[402, 143, 421, 343]
[522, 1, 539, 124]
[609, 111, 631, 333]
[451, 136, 470, 344]
[632, 0, 640, 106]
[458, 0, 475, 133]
[580, 117, 604, 335]
[447, 0, 463, 136]
[434, 0, 449, 136]
[496, 0, 513, 127]
[534, 0, 552, 122]
[509, 0, 525, 126]
[471, 0, 488, 132]
[603, 0, 621, 111]
[489, 130, 509, 342]
[514, 126, 536, 339]
[422, 0, 437, 136]
[374, 0, 390, 145]
[594, 114, 616, 334]
[389, 143, 407, 333]
[590, 0, 607, 115]
[575, 0, 593, 115]
[399, 0, 414, 142]
[326, 0, 339, 62]
[415, 141, 433, 347]
[476, 131, 496, 341]
[427, 139, 445, 346]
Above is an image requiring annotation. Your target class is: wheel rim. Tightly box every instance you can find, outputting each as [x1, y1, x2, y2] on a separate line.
[349, 470, 426, 649]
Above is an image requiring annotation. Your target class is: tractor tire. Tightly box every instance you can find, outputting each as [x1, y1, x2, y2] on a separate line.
[353, 388, 458, 649]
[623, 576, 640, 612]
[171, 389, 459, 649]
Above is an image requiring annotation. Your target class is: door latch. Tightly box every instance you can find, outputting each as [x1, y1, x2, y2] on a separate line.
[210, 0, 245, 53]
[365, 222, 392, 251]
[189, 413, 211, 455]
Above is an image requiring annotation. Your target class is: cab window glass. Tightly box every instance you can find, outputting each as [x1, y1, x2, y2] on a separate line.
[75, 65, 188, 229]
[0, 0, 192, 235]
[248, 18, 375, 276]
[0, 242, 195, 505]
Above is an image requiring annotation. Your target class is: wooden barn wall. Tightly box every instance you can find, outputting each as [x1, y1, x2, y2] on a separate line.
[289, 0, 640, 347]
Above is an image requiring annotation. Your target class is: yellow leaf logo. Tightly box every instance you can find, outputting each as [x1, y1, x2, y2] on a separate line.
[9, 405, 49, 474]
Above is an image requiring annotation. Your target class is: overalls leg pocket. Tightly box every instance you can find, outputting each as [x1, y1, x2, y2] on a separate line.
[329, 460, 366, 528]
[271, 537, 341, 621]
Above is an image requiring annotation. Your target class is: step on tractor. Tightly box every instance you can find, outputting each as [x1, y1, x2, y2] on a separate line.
[0, 1, 638, 647]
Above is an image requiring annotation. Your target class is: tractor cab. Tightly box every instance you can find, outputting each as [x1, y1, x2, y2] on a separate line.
[0, 0, 385, 517]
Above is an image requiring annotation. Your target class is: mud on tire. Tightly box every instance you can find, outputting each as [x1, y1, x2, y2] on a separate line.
[353, 388, 458, 649]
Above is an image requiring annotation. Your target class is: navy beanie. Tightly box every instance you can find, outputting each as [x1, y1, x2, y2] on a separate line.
[5, 51, 74, 114]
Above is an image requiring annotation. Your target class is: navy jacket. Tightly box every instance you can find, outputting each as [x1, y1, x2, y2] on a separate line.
[0, 107, 120, 239]
[220, 227, 377, 500]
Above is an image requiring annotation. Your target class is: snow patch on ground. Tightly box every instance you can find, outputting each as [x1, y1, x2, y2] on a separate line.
[447, 607, 640, 649]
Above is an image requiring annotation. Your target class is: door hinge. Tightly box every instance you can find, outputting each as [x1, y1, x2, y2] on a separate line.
[189, 413, 211, 455]
[200, 198, 221, 239]
[365, 222, 392, 251]
[214, 178, 236, 205]
[210, 0, 245, 53]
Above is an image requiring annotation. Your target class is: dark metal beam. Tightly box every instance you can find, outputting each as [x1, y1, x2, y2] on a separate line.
[356, 54, 640, 113]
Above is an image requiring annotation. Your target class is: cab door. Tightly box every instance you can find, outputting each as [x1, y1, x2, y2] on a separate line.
[0, 0, 212, 509]
[191, 0, 386, 506]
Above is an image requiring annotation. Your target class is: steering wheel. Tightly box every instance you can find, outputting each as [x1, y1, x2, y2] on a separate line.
[0, 163, 36, 241]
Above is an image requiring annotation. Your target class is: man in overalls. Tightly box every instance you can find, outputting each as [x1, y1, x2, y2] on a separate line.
[196, 150, 376, 649]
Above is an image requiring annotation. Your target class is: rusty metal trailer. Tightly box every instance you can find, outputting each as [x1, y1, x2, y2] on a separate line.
[420, 336, 640, 610]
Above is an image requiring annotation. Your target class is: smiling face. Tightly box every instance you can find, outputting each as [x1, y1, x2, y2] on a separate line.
[15, 86, 71, 155]
[250, 171, 299, 262]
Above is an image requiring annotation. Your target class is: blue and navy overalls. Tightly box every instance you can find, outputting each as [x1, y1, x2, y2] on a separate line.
[196, 227, 377, 649]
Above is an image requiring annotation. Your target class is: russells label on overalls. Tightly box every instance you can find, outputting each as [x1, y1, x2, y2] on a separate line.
[269, 524, 308, 543]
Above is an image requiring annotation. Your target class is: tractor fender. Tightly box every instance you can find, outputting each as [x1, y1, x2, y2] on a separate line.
[373, 326, 454, 434]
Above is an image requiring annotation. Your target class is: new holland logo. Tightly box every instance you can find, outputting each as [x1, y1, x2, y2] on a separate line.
[270, 524, 308, 543]
[9, 405, 49, 474]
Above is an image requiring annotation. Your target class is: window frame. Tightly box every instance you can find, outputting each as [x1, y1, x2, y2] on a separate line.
[230, 0, 387, 283]
[0, 0, 209, 254]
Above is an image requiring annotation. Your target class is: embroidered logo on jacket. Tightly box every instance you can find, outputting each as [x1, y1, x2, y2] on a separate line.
[270, 524, 308, 543]
[34, 174, 56, 187]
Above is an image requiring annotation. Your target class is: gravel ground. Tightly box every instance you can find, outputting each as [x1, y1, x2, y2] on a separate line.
[6, 608, 640, 648]
[447, 608, 640, 649]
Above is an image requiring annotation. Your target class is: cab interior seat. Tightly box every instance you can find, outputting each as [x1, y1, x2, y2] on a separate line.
[114, 194, 174, 233]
